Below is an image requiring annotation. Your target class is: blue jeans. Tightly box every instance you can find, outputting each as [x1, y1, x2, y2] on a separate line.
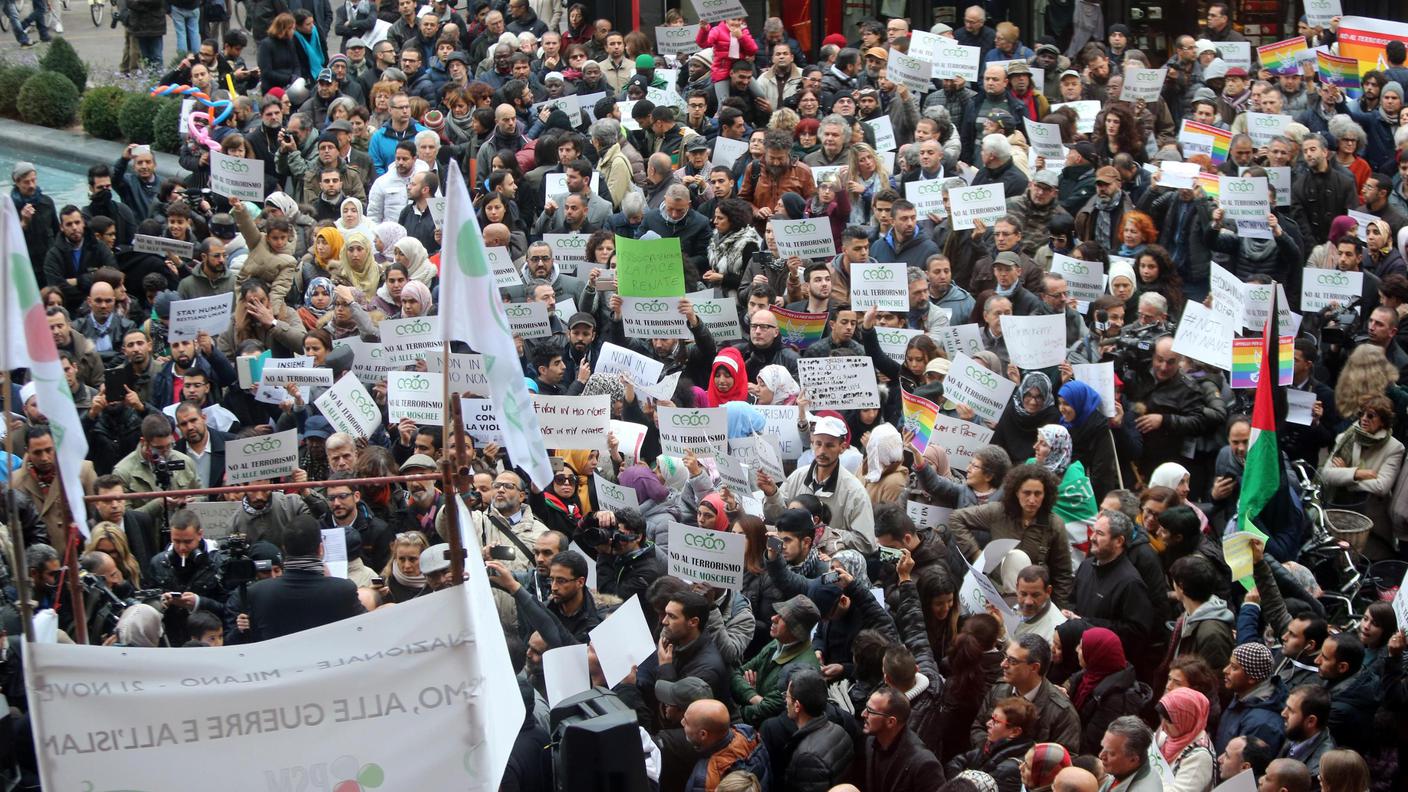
[136, 35, 163, 66]
[171, 6, 200, 53]
[1, 0, 26, 44]
[10, 0, 49, 43]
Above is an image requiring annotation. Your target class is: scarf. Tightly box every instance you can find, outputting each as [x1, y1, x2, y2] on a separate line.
[373, 221, 406, 264]
[1037, 425, 1073, 476]
[864, 423, 904, 483]
[240, 495, 272, 516]
[583, 373, 627, 403]
[993, 277, 1019, 297]
[758, 365, 800, 403]
[1013, 372, 1054, 416]
[315, 226, 344, 267]
[1092, 190, 1123, 246]
[1158, 687, 1211, 764]
[10, 186, 43, 209]
[399, 279, 434, 314]
[395, 236, 436, 285]
[1331, 422, 1392, 467]
[726, 401, 767, 439]
[619, 464, 670, 504]
[115, 603, 164, 647]
[1072, 627, 1125, 710]
[284, 554, 326, 574]
[335, 231, 382, 295]
[392, 558, 427, 590]
[335, 197, 377, 239]
[1149, 462, 1190, 490]
[295, 29, 325, 77]
[1058, 380, 1103, 429]
[706, 224, 763, 278]
[709, 348, 750, 406]
[1240, 232, 1277, 261]
[699, 493, 729, 531]
[303, 277, 334, 320]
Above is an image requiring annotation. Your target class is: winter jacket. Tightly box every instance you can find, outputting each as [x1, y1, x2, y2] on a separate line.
[258, 35, 305, 91]
[1065, 664, 1152, 754]
[1124, 370, 1217, 477]
[43, 234, 118, 311]
[762, 463, 876, 553]
[970, 158, 1030, 199]
[1168, 597, 1236, 673]
[948, 502, 1074, 605]
[1213, 676, 1287, 754]
[368, 120, 428, 178]
[1325, 668, 1380, 753]
[114, 448, 201, 520]
[871, 228, 942, 270]
[696, 23, 758, 82]
[231, 202, 297, 306]
[125, 0, 167, 37]
[1074, 191, 1134, 251]
[814, 578, 900, 679]
[945, 736, 1033, 792]
[1071, 553, 1156, 653]
[1292, 166, 1357, 244]
[1204, 221, 1301, 283]
[864, 727, 946, 792]
[1006, 194, 1072, 258]
[971, 679, 1082, 754]
[685, 724, 770, 792]
[784, 716, 854, 792]
[596, 543, 666, 606]
[730, 637, 821, 725]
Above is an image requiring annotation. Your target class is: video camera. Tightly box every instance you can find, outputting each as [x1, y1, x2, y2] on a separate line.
[1112, 322, 1171, 385]
[151, 456, 186, 489]
[84, 573, 165, 641]
[218, 532, 258, 588]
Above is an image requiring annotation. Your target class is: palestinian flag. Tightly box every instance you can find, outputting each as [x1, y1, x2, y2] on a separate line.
[1236, 286, 1284, 539]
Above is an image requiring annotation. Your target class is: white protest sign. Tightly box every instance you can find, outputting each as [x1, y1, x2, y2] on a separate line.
[543, 172, 601, 206]
[938, 323, 985, 358]
[333, 338, 395, 387]
[543, 644, 592, 707]
[1303, 0, 1341, 26]
[1210, 262, 1245, 329]
[484, 245, 522, 290]
[503, 300, 553, 339]
[888, 51, 935, 93]
[1072, 362, 1118, 418]
[133, 234, 194, 258]
[1118, 67, 1167, 102]
[578, 92, 607, 123]
[714, 452, 754, 494]
[225, 428, 299, 484]
[314, 372, 383, 438]
[621, 297, 690, 339]
[1243, 165, 1292, 207]
[905, 178, 948, 217]
[460, 397, 504, 445]
[754, 404, 805, 459]
[608, 420, 649, 463]
[595, 342, 665, 389]
[907, 500, 953, 530]
[1023, 119, 1065, 159]
[1241, 281, 1292, 334]
[1219, 176, 1269, 222]
[209, 151, 265, 202]
[320, 526, 349, 578]
[1212, 769, 1257, 792]
[387, 371, 444, 425]
[595, 477, 640, 512]
[589, 594, 657, 687]
[258, 366, 334, 388]
[534, 394, 610, 450]
[1000, 312, 1067, 369]
[929, 40, 981, 81]
[770, 217, 836, 260]
[687, 291, 743, 342]
[943, 352, 1016, 423]
[656, 24, 700, 55]
[531, 93, 582, 126]
[1348, 209, 1376, 242]
[178, 97, 196, 133]
[946, 184, 1007, 230]
[380, 315, 442, 365]
[797, 357, 880, 410]
[1051, 100, 1100, 134]
[426, 352, 490, 397]
[1246, 113, 1293, 147]
[618, 100, 639, 130]
[657, 407, 728, 457]
[1051, 254, 1105, 303]
[691, 0, 746, 24]
[908, 30, 943, 60]
[712, 135, 750, 169]
[1172, 301, 1234, 372]
[850, 262, 910, 312]
[1301, 269, 1363, 313]
[665, 522, 746, 590]
[1215, 41, 1252, 69]
[875, 326, 924, 364]
[1286, 389, 1316, 426]
[428, 194, 447, 227]
[544, 232, 590, 264]
[1159, 160, 1202, 189]
[184, 500, 241, 540]
[167, 293, 233, 341]
[927, 413, 996, 470]
[864, 115, 897, 152]
[730, 434, 785, 481]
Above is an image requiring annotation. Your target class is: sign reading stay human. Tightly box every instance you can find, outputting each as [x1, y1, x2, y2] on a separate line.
[167, 293, 233, 341]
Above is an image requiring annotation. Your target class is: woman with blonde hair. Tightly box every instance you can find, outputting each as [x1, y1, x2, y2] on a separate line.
[1318, 748, 1370, 792]
[767, 107, 800, 135]
[85, 522, 142, 587]
[1323, 394, 1405, 558]
[383, 531, 429, 603]
[845, 142, 891, 226]
[1334, 344, 1408, 433]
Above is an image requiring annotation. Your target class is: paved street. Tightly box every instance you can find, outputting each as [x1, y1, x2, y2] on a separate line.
[0, 1, 251, 73]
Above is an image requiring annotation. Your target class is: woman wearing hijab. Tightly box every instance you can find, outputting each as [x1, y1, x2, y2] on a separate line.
[707, 348, 750, 406]
[696, 492, 730, 532]
[398, 280, 434, 317]
[115, 603, 166, 647]
[1108, 259, 1138, 317]
[1064, 627, 1152, 753]
[862, 423, 909, 506]
[993, 372, 1061, 464]
[393, 235, 438, 286]
[373, 221, 406, 265]
[319, 283, 380, 340]
[1155, 687, 1215, 792]
[1308, 215, 1360, 270]
[1057, 380, 1121, 497]
[1048, 618, 1091, 685]
[752, 364, 800, 405]
[1321, 394, 1405, 558]
[1030, 425, 1097, 529]
[330, 231, 383, 297]
[297, 276, 336, 330]
[335, 196, 377, 239]
[617, 463, 683, 552]
[295, 226, 342, 302]
[1019, 744, 1072, 792]
[1149, 462, 1210, 535]
[1366, 218, 1407, 279]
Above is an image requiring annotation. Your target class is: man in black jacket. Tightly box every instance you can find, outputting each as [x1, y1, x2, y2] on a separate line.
[1070, 510, 1155, 656]
[12, 162, 59, 277]
[863, 685, 945, 792]
[781, 668, 854, 791]
[43, 205, 118, 313]
[242, 515, 365, 642]
[148, 507, 230, 644]
[1292, 134, 1357, 245]
[595, 507, 665, 606]
[654, 589, 734, 714]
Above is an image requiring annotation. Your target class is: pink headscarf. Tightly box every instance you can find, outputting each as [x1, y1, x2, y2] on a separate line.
[1158, 686, 1211, 763]
[699, 493, 729, 531]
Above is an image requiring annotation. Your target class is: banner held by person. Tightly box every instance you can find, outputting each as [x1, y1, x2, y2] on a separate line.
[168, 293, 233, 342]
[534, 394, 611, 450]
[225, 429, 300, 483]
[797, 357, 880, 410]
[665, 522, 746, 590]
[388, 371, 446, 425]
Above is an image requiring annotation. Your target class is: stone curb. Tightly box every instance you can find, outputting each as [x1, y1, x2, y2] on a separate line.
[0, 117, 187, 182]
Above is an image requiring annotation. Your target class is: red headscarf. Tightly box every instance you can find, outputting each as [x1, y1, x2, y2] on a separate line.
[707, 348, 749, 406]
[1072, 627, 1126, 710]
[699, 493, 729, 531]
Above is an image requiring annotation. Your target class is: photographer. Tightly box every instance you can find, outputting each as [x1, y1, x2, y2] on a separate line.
[229, 477, 313, 551]
[114, 415, 200, 520]
[222, 541, 284, 646]
[584, 507, 665, 606]
[1122, 336, 1223, 487]
[147, 509, 228, 645]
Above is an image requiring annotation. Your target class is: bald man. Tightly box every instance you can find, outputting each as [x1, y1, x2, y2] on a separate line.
[476, 103, 525, 190]
[1052, 767, 1099, 792]
[73, 280, 136, 366]
[483, 222, 511, 249]
[681, 699, 767, 790]
[1259, 758, 1312, 792]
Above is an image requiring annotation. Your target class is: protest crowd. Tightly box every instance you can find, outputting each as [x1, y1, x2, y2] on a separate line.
[7, 0, 1408, 790]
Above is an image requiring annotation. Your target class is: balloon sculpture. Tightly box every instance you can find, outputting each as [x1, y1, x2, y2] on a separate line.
[148, 83, 233, 153]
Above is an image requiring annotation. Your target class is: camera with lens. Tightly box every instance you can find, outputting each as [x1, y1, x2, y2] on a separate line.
[1317, 300, 1362, 347]
[219, 532, 258, 588]
[84, 573, 165, 640]
[151, 456, 186, 489]
[1112, 323, 1169, 385]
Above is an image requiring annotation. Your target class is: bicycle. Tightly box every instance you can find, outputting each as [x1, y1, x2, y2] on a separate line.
[89, 0, 115, 26]
[0, 0, 66, 34]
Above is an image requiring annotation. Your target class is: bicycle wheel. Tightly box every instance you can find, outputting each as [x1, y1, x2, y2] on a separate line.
[89, 0, 102, 25]
[235, 0, 246, 29]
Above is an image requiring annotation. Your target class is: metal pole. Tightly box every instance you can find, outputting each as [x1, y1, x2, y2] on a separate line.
[441, 378, 465, 584]
[2, 374, 35, 643]
[81, 472, 446, 502]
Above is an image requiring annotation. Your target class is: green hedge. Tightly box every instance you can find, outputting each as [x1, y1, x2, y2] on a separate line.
[117, 92, 162, 144]
[17, 71, 80, 128]
[152, 98, 184, 154]
[80, 86, 130, 140]
[39, 38, 87, 93]
[0, 65, 37, 117]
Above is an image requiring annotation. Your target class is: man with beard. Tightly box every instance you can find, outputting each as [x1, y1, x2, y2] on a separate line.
[293, 133, 368, 205]
[962, 65, 1026, 164]
[73, 282, 134, 368]
[494, 550, 601, 644]
[147, 508, 230, 645]
[172, 401, 232, 488]
[1291, 134, 1357, 245]
[389, 453, 443, 538]
[475, 103, 527, 188]
[322, 476, 394, 572]
[1281, 340, 1337, 464]
[177, 238, 234, 301]
[1278, 685, 1335, 781]
[1007, 171, 1071, 255]
[563, 312, 600, 373]
[760, 416, 875, 552]
[862, 685, 945, 792]
[84, 165, 138, 246]
[229, 476, 312, 550]
[13, 427, 97, 554]
[483, 471, 548, 566]
[47, 307, 104, 389]
[742, 130, 817, 220]
[152, 335, 236, 411]
[872, 200, 940, 269]
[1075, 167, 1133, 251]
[508, 241, 585, 304]
[11, 165, 59, 276]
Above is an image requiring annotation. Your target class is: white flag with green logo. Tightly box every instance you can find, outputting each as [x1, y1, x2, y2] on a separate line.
[438, 164, 553, 488]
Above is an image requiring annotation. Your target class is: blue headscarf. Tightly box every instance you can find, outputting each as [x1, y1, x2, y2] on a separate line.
[725, 401, 766, 439]
[1058, 380, 1103, 429]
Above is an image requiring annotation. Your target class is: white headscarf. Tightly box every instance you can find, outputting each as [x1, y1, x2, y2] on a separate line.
[1149, 462, 1190, 491]
[758, 364, 800, 404]
[864, 423, 904, 483]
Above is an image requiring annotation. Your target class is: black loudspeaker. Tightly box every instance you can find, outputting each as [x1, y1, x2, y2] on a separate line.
[549, 687, 650, 792]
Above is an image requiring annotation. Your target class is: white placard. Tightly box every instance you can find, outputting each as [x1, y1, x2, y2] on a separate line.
[387, 370, 445, 425]
[1248, 166, 1292, 207]
[908, 30, 943, 61]
[1180, 131, 1215, 160]
[888, 51, 935, 93]
[621, 297, 690, 339]
[1212, 769, 1257, 792]
[460, 397, 504, 445]
[595, 477, 640, 512]
[905, 178, 947, 218]
[1286, 388, 1316, 426]
[543, 172, 601, 206]
[1210, 262, 1245, 329]
[770, 217, 837, 260]
[1051, 101, 1100, 134]
[1300, 269, 1363, 313]
[797, 356, 880, 410]
[577, 92, 607, 123]
[426, 352, 491, 397]
[544, 232, 590, 263]
[665, 522, 746, 590]
[1219, 176, 1269, 222]
[1303, 0, 1341, 26]
[1118, 67, 1168, 102]
[687, 292, 743, 342]
[595, 341, 665, 389]
[332, 338, 394, 387]
[729, 434, 785, 481]
[943, 352, 1016, 423]
[865, 115, 897, 152]
[1023, 119, 1064, 159]
[258, 366, 334, 387]
[531, 94, 583, 126]
[133, 234, 194, 258]
[1000, 313, 1066, 369]
[167, 293, 233, 341]
[1051, 254, 1104, 303]
[618, 100, 640, 130]
[938, 323, 985, 358]
[1172, 301, 1234, 372]
[209, 151, 266, 202]
[1215, 41, 1252, 69]
[1071, 362, 1117, 418]
[1159, 161, 1202, 189]
[711, 135, 750, 169]
[534, 394, 610, 450]
[907, 500, 953, 530]
[320, 526, 348, 578]
[1241, 282, 1292, 334]
[1026, 65, 1045, 92]
[1246, 113, 1293, 147]
[714, 451, 754, 494]
[1348, 209, 1376, 243]
[314, 372, 383, 438]
[484, 246, 522, 290]
[657, 407, 728, 457]
[929, 40, 981, 82]
[656, 24, 700, 55]
[428, 195, 447, 226]
[607, 419, 649, 463]
[946, 184, 1007, 230]
[543, 644, 592, 707]
[589, 594, 657, 686]
[503, 300, 553, 339]
[178, 98, 196, 133]
[850, 262, 910, 312]
[754, 404, 805, 460]
[184, 500, 241, 540]
[225, 428, 299, 483]
[691, 0, 747, 24]
[380, 315, 442, 365]
[875, 326, 923, 364]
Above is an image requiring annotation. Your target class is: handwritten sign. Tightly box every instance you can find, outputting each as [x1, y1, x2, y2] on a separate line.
[209, 151, 265, 202]
[1172, 301, 1234, 372]
[387, 371, 445, 425]
[657, 407, 728, 457]
[1000, 313, 1067, 370]
[797, 357, 879, 410]
[225, 429, 299, 484]
[711, 135, 750, 169]
[946, 184, 1007, 230]
[943, 352, 1016, 423]
[754, 404, 805, 460]
[167, 293, 233, 342]
[534, 394, 610, 450]
[615, 235, 685, 297]
[1071, 362, 1117, 418]
[426, 352, 490, 397]
[595, 342, 664, 389]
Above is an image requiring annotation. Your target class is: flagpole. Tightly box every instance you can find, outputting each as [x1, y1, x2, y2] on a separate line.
[3, 373, 35, 644]
[441, 343, 465, 585]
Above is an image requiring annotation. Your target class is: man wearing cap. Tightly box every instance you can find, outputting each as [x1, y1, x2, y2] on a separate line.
[761, 415, 876, 553]
[1075, 166, 1132, 251]
[858, 46, 888, 91]
[1008, 171, 1072, 256]
[298, 68, 345, 129]
[1055, 68, 1085, 102]
[1006, 61, 1048, 121]
[243, 515, 365, 642]
[390, 453, 443, 537]
[1215, 66, 1253, 124]
[656, 676, 716, 791]
[730, 594, 823, 725]
[10, 164, 57, 270]
[1058, 141, 1098, 217]
[1215, 642, 1287, 754]
[972, 247, 1045, 319]
[294, 131, 369, 204]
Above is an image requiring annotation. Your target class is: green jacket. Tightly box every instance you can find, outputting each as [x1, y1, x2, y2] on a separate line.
[1027, 458, 1098, 526]
[113, 448, 202, 519]
[730, 637, 820, 725]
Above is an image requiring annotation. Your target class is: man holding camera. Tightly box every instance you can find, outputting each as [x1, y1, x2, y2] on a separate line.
[587, 507, 665, 606]
[113, 414, 200, 520]
[147, 509, 229, 645]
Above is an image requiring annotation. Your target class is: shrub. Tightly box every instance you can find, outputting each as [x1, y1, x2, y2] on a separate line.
[80, 86, 130, 140]
[152, 98, 185, 154]
[17, 71, 80, 128]
[0, 65, 37, 117]
[39, 37, 87, 93]
[117, 92, 162, 144]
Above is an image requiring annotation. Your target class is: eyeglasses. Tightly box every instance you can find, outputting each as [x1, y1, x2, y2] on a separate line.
[1001, 653, 1033, 666]
[329, 491, 357, 501]
[988, 716, 1011, 727]
[554, 474, 579, 486]
[862, 706, 892, 719]
[752, 324, 777, 330]
[492, 481, 519, 490]
[529, 255, 553, 262]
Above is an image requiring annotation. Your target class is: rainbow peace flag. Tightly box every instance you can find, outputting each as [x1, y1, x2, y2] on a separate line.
[1317, 51, 1361, 89]
[901, 390, 941, 453]
[1231, 335, 1294, 389]
[774, 307, 828, 350]
[1194, 173, 1221, 200]
[1257, 37, 1306, 74]
[1182, 120, 1232, 165]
